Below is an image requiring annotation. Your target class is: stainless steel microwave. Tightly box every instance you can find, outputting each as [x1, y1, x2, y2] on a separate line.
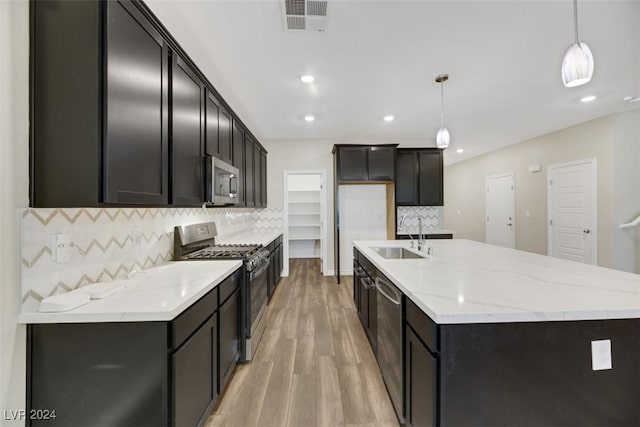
[205, 156, 239, 205]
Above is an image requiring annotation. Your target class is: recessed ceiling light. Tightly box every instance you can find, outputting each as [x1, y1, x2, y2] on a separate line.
[383, 115, 395, 122]
[580, 95, 597, 103]
[300, 75, 314, 83]
[456, 148, 464, 154]
[304, 115, 315, 122]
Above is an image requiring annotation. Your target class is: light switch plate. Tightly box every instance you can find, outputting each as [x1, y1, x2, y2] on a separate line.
[591, 339, 612, 371]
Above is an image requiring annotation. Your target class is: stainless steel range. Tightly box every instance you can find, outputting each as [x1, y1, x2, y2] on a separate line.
[174, 222, 270, 361]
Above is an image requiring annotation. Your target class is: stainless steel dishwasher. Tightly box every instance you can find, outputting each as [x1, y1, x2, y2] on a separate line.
[376, 273, 404, 423]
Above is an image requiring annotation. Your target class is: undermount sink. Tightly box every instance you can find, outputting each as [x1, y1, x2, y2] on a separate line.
[371, 247, 425, 259]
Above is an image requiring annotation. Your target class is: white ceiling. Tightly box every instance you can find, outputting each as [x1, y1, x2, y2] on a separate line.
[146, 0, 640, 165]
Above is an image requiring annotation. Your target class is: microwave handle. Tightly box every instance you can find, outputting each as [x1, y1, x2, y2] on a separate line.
[229, 175, 238, 195]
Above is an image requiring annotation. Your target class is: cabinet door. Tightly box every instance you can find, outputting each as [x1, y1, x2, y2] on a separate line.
[396, 151, 419, 205]
[368, 146, 396, 180]
[232, 120, 245, 206]
[338, 147, 368, 181]
[405, 326, 438, 427]
[171, 55, 203, 206]
[204, 91, 219, 157]
[358, 277, 370, 329]
[244, 137, 255, 207]
[218, 105, 232, 163]
[219, 288, 240, 393]
[105, 0, 169, 204]
[419, 150, 444, 206]
[254, 145, 262, 208]
[261, 150, 267, 208]
[367, 277, 377, 352]
[173, 313, 217, 427]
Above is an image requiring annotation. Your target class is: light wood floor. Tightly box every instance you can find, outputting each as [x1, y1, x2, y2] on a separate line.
[205, 258, 400, 427]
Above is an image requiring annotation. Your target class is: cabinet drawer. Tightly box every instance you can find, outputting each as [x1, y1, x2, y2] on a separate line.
[219, 268, 241, 305]
[172, 286, 218, 349]
[357, 254, 376, 279]
[406, 297, 439, 353]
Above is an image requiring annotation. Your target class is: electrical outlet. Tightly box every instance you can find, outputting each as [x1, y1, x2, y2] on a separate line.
[591, 339, 612, 371]
[51, 233, 73, 263]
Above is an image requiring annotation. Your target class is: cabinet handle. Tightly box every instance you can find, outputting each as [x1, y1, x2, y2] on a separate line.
[583, 229, 591, 234]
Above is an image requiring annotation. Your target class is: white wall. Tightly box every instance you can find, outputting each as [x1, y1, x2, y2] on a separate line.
[612, 110, 640, 273]
[0, 0, 29, 423]
[263, 139, 336, 272]
[443, 115, 619, 268]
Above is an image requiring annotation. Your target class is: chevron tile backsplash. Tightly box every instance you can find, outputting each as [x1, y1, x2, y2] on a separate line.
[253, 208, 284, 233]
[20, 207, 283, 311]
[397, 206, 440, 234]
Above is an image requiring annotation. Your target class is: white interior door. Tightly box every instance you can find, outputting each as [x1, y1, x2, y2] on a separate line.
[548, 159, 596, 264]
[486, 173, 515, 248]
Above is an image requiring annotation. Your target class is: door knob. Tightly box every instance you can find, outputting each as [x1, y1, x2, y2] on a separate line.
[583, 229, 591, 234]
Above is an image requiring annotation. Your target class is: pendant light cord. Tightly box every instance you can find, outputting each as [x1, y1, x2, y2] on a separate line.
[573, 0, 579, 43]
[440, 80, 445, 128]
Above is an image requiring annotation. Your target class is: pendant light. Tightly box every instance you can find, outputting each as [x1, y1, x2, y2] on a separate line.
[561, 0, 594, 87]
[435, 74, 450, 150]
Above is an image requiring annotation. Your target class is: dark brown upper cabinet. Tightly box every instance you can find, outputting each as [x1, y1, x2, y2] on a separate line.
[231, 119, 245, 206]
[395, 148, 443, 206]
[205, 91, 231, 165]
[31, 0, 170, 206]
[260, 149, 267, 208]
[29, 0, 265, 208]
[218, 105, 232, 164]
[333, 145, 398, 182]
[254, 143, 262, 208]
[244, 136, 255, 208]
[204, 91, 220, 157]
[104, 1, 170, 205]
[171, 55, 204, 206]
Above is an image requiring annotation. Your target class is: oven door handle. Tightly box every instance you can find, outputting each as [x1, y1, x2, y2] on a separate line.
[249, 260, 270, 279]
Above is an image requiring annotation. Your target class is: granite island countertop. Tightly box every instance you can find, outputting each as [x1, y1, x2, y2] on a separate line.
[19, 260, 242, 324]
[354, 239, 640, 324]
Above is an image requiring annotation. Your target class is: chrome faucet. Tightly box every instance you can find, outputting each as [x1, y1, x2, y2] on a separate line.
[398, 213, 416, 248]
[417, 217, 425, 251]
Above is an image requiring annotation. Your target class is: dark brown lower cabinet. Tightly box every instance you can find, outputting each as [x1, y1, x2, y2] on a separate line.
[405, 326, 438, 427]
[173, 313, 217, 427]
[218, 288, 240, 394]
[27, 268, 242, 427]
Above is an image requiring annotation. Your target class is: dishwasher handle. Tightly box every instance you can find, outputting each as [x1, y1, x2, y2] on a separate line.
[375, 277, 401, 305]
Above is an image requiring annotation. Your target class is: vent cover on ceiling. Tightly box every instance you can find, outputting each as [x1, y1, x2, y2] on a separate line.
[282, 0, 328, 33]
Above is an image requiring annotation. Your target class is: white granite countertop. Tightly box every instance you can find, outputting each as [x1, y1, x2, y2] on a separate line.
[218, 231, 282, 247]
[354, 239, 640, 324]
[19, 260, 242, 324]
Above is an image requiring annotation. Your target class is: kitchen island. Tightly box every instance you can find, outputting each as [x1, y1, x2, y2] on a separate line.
[354, 239, 640, 426]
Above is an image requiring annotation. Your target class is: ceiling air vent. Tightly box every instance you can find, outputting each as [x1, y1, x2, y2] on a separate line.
[282, 0, 328, 33]
[307, 1, 328, 17]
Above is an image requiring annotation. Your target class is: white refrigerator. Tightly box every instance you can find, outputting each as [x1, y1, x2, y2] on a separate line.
[338, 184, 388, 275]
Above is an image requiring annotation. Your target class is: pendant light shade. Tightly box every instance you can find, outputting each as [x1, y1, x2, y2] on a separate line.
[561, 42, 594, 87]
[436, 127, 450, 149]
[561, 0, 594, 87]
[435, 74, 450, 150]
